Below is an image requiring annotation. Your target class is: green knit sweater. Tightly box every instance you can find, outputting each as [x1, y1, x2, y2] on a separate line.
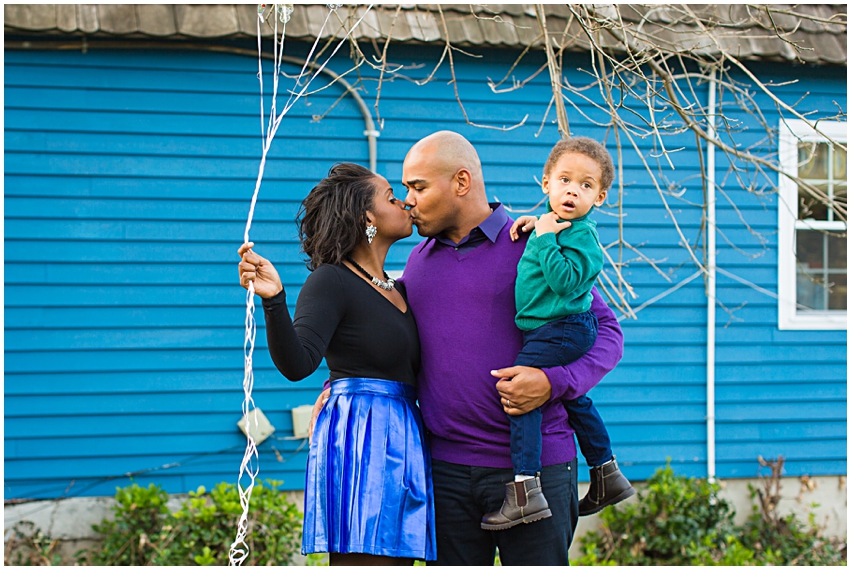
[515, 210, 603, 331]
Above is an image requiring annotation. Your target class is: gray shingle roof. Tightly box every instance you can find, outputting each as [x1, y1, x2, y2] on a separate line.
[4, 4, 847, 65]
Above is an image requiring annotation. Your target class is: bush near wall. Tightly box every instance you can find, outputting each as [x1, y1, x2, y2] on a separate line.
[76, 479, 302, 566]
[5, 460, 846, 566]
[575, 458, 847, 566]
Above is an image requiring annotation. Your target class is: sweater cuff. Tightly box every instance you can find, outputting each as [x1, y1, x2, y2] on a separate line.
[541, 365, 571, 402]
[534, 231, 558, 247]
[261, 287, 287, 309]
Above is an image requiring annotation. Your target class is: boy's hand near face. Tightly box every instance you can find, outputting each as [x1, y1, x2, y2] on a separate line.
[534, 211, 572, 236]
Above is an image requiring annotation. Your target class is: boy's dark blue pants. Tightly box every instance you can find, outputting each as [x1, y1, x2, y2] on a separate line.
[510, 310, 613, 475]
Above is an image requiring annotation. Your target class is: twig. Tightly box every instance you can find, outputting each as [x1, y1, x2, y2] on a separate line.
[536, 5, 570, 139]
[373, 5, 402, 128]
[436, 5, 528, 131]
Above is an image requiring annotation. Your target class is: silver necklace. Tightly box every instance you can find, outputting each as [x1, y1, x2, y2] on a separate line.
[346, 256, 396, 291]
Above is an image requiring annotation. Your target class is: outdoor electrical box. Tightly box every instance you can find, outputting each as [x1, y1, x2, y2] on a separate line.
[291, 405, 314, 439]
[237, 408, 276, 445]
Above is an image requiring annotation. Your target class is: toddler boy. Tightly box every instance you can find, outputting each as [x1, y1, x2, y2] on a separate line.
[481, 137, 634, 530]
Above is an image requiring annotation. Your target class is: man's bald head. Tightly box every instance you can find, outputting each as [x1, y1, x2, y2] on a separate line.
[406, 131, 483, 186]
[402, 131, 492, 241]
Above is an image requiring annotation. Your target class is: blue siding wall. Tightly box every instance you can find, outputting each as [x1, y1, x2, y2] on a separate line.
[4, 41, 846, 499]
[708, 66, 848, 478]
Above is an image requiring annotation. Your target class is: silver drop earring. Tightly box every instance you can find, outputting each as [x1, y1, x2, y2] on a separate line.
[366, 224, 377, 245]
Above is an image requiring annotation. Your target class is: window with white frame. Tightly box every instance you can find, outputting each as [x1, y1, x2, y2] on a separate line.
[777, 120, 847, 330]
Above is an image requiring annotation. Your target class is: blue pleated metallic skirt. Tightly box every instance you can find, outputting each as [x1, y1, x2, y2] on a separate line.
[302, 378, 436, 560]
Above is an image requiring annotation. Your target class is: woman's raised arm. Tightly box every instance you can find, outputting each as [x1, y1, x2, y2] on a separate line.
[239, 244, 344, 381]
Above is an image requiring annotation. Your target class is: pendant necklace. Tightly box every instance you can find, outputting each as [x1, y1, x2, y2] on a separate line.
[346, 256, 396, 291]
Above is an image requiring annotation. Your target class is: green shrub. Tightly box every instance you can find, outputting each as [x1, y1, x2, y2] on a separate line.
[83, 482, 170, 565]
[79, 479, 302, 565]
[4, 521, 64, 566]
[574, 458, 847, 566]
[574, 459, 737, 565]
[735, 457, 846, 565]
[737, 506, 845, 565]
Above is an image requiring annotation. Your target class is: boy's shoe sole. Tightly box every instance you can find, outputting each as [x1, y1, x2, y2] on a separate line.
[480, 508, 553, 531]
[579, 486, 635, 517]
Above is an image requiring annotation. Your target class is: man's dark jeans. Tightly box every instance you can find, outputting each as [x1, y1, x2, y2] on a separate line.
[510, 310, 611, 475]
[429, 458, 578, 565]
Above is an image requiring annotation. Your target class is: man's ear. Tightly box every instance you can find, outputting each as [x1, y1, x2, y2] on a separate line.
[541, 174, 550, 195]
[594, 189, 608, 206]
[454, 168, 473, 197]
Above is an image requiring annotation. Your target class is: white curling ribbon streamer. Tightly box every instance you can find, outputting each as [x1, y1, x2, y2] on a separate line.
[277, 4, 294, 23]
[228, 5, 374, 566]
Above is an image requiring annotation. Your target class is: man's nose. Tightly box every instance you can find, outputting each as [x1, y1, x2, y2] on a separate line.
[403, 190, 415, 209]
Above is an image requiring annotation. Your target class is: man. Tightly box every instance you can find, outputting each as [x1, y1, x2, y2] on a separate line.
[312, 131, 623, 565]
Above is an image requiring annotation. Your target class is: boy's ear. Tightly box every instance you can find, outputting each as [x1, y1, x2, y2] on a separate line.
[594, 189, 608, 206]
[541, 174, 550, 195]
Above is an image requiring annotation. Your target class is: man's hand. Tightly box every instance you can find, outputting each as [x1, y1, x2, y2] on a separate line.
[491, 366, 552, 415]
[535, 211, 571, 236]
[307, 388, 331, 442]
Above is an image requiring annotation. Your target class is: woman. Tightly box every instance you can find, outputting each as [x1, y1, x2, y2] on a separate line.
[237, 163, 435, 565]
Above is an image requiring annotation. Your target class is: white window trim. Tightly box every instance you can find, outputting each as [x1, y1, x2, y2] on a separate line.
[777, 119, 847, 330]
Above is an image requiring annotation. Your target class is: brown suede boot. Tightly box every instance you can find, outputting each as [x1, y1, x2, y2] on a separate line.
[578, 456, 635, 516]
[481, 475, 553, 530]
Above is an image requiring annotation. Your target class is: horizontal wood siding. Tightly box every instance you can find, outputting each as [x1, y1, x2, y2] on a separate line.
[4, 46, 363, 499]
[4, 41, 846, 499]
[705, 63, 847, 479]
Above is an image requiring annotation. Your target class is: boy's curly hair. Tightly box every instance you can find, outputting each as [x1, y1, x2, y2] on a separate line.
[543, 137, 615, 192]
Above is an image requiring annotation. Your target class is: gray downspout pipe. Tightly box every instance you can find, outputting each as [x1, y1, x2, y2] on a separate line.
[278, 54, 379, 173]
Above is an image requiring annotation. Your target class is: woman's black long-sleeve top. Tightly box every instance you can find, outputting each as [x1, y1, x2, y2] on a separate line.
[262, 263, 420, 386]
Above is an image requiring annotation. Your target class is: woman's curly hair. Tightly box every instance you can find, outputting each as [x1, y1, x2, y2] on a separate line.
[297, 163, 377, 270]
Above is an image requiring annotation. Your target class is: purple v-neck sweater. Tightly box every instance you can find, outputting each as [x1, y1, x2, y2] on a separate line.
[402, 216, 623, 469]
